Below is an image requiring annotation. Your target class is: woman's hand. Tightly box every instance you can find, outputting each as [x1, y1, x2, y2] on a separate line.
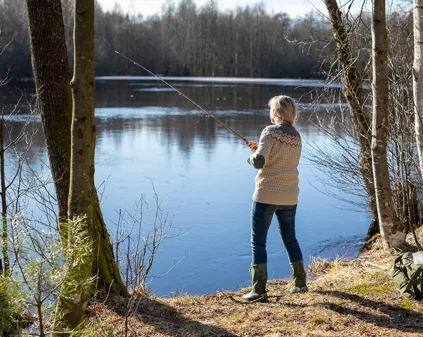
[245, 140, 258, 152]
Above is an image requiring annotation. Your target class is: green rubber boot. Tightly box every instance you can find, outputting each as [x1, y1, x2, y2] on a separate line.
[289, 260, 308, 294]
[242, 263, 268, 302]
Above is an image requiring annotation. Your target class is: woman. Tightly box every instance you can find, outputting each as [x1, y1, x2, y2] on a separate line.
[243, 95, 307, 302]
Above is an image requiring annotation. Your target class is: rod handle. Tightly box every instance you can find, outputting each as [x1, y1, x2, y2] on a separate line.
[244, 139, 258, 151]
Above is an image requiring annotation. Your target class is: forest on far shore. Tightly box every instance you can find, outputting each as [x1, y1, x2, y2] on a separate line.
[0, 0, 337, 80]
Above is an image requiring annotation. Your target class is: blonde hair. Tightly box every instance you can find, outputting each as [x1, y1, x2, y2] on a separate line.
[268, 95, 297, 125]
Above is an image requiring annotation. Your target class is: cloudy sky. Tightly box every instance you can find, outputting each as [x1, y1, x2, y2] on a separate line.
[97, 0, 334, 18]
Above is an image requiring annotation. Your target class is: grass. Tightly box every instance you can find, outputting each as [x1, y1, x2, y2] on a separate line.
[80, 239, 423, 337]
[344, 283, 393, 296]
[311, 317, 326, 325]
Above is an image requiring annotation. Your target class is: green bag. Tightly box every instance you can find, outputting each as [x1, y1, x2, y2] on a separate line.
[391, 252, 423, 300]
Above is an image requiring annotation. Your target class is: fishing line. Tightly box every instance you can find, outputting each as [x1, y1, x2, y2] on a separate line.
[115, 51, 251, 144]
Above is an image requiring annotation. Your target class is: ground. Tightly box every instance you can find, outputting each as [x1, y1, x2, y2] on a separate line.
[81, 240, 423, 337]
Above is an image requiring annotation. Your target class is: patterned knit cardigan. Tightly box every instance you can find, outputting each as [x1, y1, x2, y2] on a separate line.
[248, 124, 302, 205]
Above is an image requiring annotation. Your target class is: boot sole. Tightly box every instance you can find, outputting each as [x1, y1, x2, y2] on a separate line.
[242, 294, 268, 303]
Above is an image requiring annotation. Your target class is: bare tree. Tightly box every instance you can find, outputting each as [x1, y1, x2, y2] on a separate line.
[0, 36, 37, 276]
[114, 192, 187, 293]
[371, 0, 405, 248]
[413, 0, 423, 176]
[324, 0, 378, 239]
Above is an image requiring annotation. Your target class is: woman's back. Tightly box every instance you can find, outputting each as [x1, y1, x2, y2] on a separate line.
[250, 123, 302, 206]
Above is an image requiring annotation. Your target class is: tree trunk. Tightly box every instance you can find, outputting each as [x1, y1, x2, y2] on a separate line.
[26, 0, 127, 296]
[68, 1, 96, 225]
[324, 0, 379, 237]
[250, 24, 254, 77]
[25, 0, 72, 231]
[234, 31, 238, 78]
[55, 0, 97, 328]
[413, 0, 423, 177]
[371, 0, 405, 249]
[0, 114, 9, 276]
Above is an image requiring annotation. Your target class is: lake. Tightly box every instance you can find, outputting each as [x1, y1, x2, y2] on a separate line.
[2, 77, 369, 296]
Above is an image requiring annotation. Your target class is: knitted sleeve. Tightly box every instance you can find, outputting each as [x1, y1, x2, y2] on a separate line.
[248, 127, 273, 169]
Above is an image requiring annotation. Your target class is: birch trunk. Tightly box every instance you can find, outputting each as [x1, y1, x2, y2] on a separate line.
[324, 0, 379, 238]
[414, 0, 423, 176]
[371, 0, 405, 249]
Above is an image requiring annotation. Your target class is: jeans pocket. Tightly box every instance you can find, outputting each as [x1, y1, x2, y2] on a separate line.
[284, 205, 297, 211]
[253, 202, 276, 215]
[278, 204, 297, 215]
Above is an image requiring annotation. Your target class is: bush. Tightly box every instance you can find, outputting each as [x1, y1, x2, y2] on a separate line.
[0, 276, 26, 335]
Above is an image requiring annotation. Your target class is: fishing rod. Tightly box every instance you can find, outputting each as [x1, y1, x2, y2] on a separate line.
[115, 51, 252, 144]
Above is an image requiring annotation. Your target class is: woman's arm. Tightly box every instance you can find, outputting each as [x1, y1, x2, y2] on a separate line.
[247, 127, 273, 169]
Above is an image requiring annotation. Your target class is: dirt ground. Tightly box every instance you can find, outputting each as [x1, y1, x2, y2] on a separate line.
[81, 240, 423, 337]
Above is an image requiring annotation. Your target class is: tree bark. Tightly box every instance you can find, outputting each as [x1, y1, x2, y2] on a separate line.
[26, 0, 127, 296]
[0, 115, 9, 276]
[324, 0, 379, 237]
[413, 0, 423, 177]
[55, 0, 97, 328]
[371, 0, 405, 249]
[25, 0, 72, 230]
[68, 1, 96, 223]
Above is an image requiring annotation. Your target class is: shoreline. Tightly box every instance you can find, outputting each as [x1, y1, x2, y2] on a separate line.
[79, 235, 423, 337]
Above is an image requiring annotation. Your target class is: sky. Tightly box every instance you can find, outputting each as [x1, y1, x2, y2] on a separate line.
[98, 0, 332, 18]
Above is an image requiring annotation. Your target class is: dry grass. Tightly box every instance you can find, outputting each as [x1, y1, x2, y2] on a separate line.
[81, 238, 423, 337]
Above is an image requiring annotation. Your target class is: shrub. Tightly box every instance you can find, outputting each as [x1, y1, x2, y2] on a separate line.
[0, 276, 26, 335]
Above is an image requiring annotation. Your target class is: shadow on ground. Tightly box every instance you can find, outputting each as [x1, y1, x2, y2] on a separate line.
[317, 290, 423, 334]
[104, 295, 239, 337]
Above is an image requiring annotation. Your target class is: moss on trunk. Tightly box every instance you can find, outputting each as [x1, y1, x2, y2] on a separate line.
[93, 191, 128, 296]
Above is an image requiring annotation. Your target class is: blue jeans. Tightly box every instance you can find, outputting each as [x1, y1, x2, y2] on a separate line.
[251, 201, 303, 264]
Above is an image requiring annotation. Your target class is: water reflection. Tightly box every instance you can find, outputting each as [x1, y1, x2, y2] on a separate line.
[95, 79, 324, 110]
[6, 106, 345, 163]
[3, 78, 346, 115]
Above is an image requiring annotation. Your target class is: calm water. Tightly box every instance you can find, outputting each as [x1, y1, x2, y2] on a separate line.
[2, 78, 369, 296]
